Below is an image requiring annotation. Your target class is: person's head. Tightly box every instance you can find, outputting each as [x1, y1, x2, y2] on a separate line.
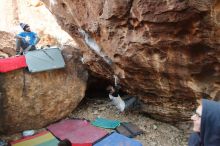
[190, 99, 220, 145]
[106, 85, 115, 94]
[58, 139, 72, 146]
[20, 23, 31, 32]
[191, 104, 202, 132]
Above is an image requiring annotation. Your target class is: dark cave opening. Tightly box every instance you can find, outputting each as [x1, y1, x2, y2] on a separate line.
[84, 74, 112, 100]
[84, 73, 129, 101]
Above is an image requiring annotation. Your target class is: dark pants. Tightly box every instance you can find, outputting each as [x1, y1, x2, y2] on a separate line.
[124, 96, 140, 110]
[16, 38, 36, 55]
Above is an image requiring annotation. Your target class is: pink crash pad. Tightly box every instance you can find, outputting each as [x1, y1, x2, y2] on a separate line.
[47, 119, 108, 145]
[47, 119, 88, 138]
[0, 56, 27, 73]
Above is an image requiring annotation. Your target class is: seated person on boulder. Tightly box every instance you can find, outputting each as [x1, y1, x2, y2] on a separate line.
[15, 23, 40, 55]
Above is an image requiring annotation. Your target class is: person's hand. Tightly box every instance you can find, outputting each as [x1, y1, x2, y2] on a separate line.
[15, 54, 20, 57]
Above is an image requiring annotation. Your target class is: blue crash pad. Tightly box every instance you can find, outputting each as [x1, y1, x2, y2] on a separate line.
[25, 48, 65, 73]
[94, 132, 142, 146]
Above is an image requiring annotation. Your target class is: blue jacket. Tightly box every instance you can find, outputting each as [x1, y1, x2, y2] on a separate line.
[17, 31, 37, 45]
[189, 99, 220, 146]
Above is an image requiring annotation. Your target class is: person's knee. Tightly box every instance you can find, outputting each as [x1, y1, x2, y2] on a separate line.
[16, 37, 22, 41]
[16, 38, 22, 45]
[124, 97, 139, 110]
[125, 96, 137, 103]
[125, 97, 136, 106]
[16, 38, 21, 43]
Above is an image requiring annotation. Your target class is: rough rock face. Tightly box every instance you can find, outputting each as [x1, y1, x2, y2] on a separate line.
[0, 31, 15, 58]
[0, 31, 88, 134]
[0, 0, 76, 49]
[42, 0, 220, 122]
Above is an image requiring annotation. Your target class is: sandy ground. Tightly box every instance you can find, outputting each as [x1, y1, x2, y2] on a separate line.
[70, 97, 189, 146]
[0, 96, 189, 146]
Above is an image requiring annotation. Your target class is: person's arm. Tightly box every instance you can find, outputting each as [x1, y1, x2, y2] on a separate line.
[15, 34, 24, 40]
[111, 85, 121, 97]
[15, 34, 23, 55]
[188, 133, 201, 146]
[115, 85, 121, 93]
[34, 35, 40, 45]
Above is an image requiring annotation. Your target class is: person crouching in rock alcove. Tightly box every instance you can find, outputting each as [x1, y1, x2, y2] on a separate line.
[188, 99, 220, 146]
[106, 85, 137, 113]
[15, 23, 40, 55]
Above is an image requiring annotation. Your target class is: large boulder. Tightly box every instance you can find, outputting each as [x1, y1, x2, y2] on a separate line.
[0, 31, 88, 134]
[41, 0, 220, 122]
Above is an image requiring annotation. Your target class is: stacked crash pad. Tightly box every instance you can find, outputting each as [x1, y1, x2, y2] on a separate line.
[25, 48, 65, 73]
[0, 48, 65, 73]
[0, 56, 27, 73]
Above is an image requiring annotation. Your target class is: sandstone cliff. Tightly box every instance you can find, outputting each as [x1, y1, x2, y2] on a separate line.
[42, 0, 220, 122]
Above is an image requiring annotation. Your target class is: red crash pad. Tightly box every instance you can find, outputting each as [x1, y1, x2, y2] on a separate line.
[47, 119, 108, 145]
[0, 56, 27, 73]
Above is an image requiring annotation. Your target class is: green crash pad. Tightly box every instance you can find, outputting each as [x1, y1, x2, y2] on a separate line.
[25, 48, 65, 73]
[91, 117, 120, 129]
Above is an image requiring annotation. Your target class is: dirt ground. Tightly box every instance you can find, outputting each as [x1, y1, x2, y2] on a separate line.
[0, 95, 190, 146]
[69, 97, 189, 146]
